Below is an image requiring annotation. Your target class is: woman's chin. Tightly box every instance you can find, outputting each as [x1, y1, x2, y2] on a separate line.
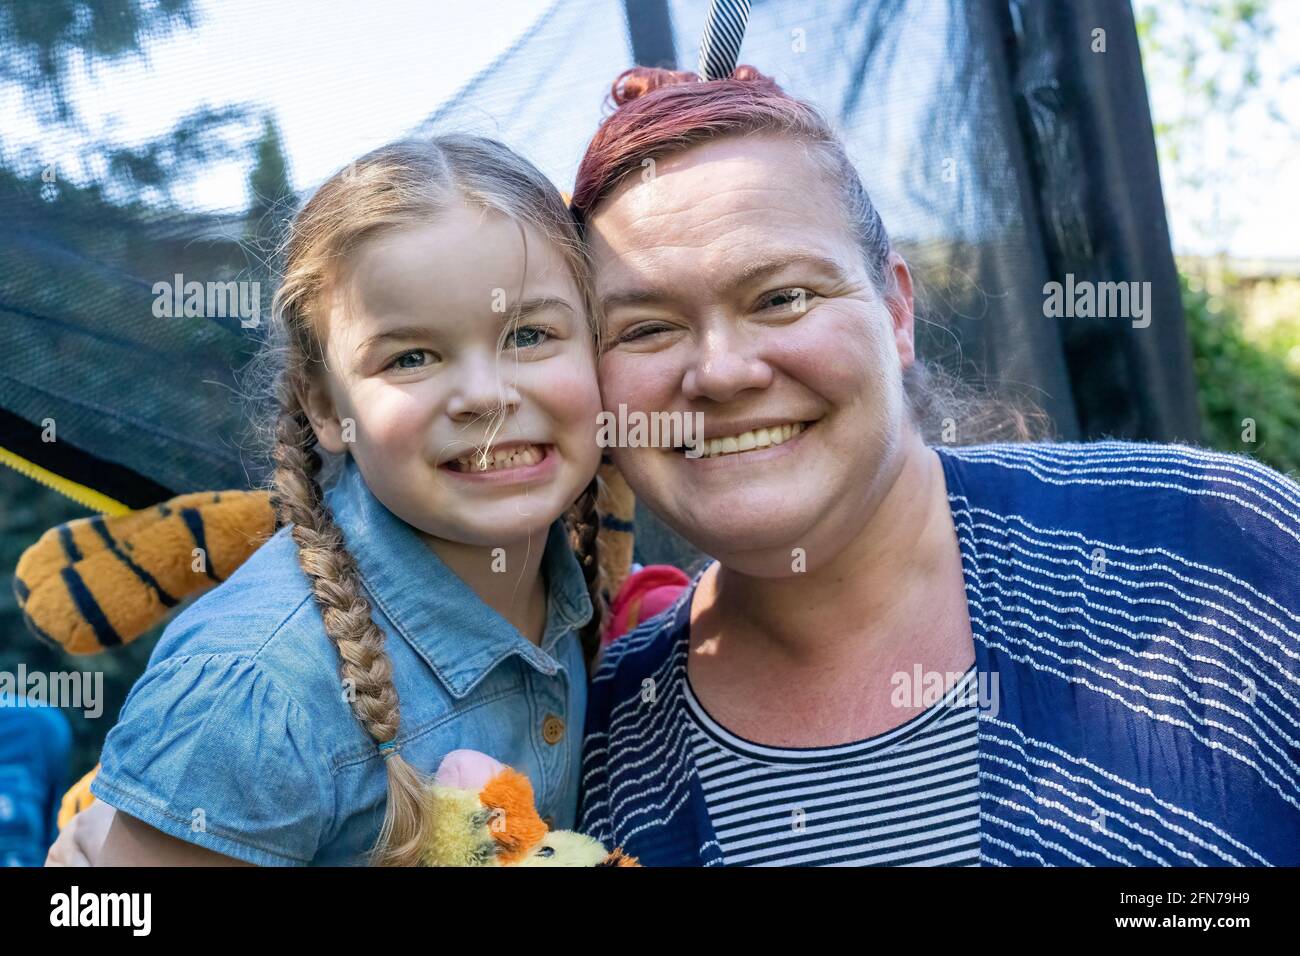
[667, 500, 827, 567]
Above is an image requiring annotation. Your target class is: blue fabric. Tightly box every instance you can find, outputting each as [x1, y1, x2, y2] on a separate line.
[0, 702, 71, 866]
[579, 441, 1300, 866]
[93, 455, 592, 865]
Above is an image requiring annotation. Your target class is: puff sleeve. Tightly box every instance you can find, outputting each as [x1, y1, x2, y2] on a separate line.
[91, 652, 334, 866]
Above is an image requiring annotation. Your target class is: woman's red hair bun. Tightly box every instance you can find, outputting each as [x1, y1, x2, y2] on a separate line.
[610, 64, 777, 107]
[573, 63, 807, 220]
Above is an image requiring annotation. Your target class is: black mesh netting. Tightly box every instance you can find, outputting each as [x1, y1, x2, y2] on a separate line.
[0, 0, 1199, 509]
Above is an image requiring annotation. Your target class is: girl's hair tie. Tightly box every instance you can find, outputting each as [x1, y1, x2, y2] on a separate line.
[378, 740, 399, 759]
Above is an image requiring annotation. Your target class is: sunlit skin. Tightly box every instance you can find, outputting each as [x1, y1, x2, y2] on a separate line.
[300, 202, 602, 641]
[588, 134, 974, 746]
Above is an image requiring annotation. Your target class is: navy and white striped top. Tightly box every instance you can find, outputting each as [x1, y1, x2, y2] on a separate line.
[579, 441, 1300, 866]
[687, 666, 980, 865]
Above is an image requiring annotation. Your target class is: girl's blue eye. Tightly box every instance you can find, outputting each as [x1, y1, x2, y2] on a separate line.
[388, 349, 431, 371]
[505, 325, 551, 350]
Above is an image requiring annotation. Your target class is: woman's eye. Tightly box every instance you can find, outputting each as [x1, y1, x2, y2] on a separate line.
[759, 288, 813, 313]
[387, 349, 433, 371]
[614, 322, 669, 344]
[505, 325, 552, 350]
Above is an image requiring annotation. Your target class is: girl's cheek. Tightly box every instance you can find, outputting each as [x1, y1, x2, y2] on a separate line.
[535, 350, 603, 425]
[350, 383, 437, 451]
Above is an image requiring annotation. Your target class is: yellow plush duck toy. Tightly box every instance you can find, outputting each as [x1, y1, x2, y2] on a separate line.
[425, 749, 638, 866]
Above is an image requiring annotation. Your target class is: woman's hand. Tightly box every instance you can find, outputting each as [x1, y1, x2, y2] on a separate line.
[46, 799, 116, 866]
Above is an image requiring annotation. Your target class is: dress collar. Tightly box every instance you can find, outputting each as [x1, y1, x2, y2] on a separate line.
[323, 455, 593, 698]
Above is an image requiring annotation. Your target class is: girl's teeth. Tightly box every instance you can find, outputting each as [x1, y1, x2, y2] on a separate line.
[698, 423, 805, 459]
[454, 445, 543, 472]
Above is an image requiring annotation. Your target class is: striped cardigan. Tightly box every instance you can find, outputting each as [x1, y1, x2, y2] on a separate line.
[579, 441, 1300, 866]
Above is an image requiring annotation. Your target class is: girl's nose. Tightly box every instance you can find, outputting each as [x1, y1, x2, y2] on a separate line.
[445, 353, 522, 422]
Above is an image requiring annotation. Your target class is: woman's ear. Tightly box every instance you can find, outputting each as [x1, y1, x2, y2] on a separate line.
[296, 371, 347, 455]
[884, 252, 916, 369]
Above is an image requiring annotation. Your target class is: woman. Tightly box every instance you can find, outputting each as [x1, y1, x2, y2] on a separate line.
[570, 66, 1300, 866]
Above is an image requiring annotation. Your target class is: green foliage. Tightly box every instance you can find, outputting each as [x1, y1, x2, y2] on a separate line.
[0, 0, 197, 121]
[1133, 0, 1288, 249]
[244, 115, 296, 273]
[105, 104, 257, 201]
[247, 115, 294, 223]
[1183, 273, 1300, 476]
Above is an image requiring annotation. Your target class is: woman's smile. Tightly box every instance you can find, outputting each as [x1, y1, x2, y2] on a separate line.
[676, 419, 818, 466]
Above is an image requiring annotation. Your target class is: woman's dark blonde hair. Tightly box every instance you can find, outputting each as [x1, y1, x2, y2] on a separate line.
[256, 135, 603, 866]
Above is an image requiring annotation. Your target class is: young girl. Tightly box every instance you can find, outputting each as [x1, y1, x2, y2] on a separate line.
[85, 135, 606, 865]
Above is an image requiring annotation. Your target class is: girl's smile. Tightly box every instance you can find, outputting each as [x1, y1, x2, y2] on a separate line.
[439, 441, 559, 484]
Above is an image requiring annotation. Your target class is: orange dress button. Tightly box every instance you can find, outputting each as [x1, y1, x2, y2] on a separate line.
[542, 714, 565, 745]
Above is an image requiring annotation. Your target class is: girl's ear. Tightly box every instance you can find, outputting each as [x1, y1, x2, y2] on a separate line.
[297, 372, 347, 455]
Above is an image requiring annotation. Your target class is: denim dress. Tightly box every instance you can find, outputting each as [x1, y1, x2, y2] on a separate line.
[92, 456, 592, 865]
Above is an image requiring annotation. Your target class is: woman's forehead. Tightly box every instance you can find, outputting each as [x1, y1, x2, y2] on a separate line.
[600, 135, 829, 218]
[586, 136, 855, 292]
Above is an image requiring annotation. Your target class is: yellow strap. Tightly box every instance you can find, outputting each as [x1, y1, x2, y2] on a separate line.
[57, 764, 100, 830]
[0, 446, 131, 515]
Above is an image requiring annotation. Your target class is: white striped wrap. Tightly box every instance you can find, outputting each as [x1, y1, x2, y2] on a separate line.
[696, 0, 751, 81]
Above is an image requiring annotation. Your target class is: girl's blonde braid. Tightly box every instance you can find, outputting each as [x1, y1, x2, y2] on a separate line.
[269, 371, 429, 866]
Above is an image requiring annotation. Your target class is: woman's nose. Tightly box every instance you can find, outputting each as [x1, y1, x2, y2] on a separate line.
[681, 324, 773, 403]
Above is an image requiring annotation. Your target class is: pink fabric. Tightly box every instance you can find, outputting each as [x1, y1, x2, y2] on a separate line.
[603, 565, 691, 646]
[434, 749, 507, 790]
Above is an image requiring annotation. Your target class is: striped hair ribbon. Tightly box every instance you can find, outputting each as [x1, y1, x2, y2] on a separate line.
[696, 0, 751, 81]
